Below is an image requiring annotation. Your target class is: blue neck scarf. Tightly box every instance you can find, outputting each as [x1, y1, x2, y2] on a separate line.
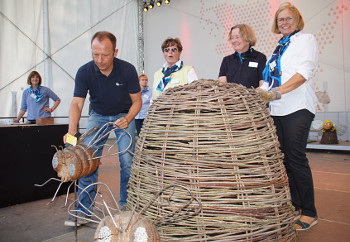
[263, 30, 299, 89]
[234, 48, 252, 63]
[28, 86, 44, 102]
[142, 87, 148, 94]
[157, 61, 183, 92]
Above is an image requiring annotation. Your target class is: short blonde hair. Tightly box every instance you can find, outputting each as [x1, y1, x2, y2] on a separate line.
[228, 24, 257, 46]
[272, 2, 304, 34]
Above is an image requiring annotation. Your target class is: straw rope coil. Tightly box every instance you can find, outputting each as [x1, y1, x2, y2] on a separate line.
[127, 79, 296, 241]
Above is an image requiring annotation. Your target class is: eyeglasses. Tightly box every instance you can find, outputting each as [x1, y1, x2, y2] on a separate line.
[277, 17, 293, 23]
[164, 47, 178, 53]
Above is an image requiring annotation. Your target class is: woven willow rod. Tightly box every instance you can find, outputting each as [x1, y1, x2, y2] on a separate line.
[127, 79, 296, 241]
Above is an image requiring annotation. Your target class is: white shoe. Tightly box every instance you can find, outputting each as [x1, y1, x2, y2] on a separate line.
[64, 214, 90, 227]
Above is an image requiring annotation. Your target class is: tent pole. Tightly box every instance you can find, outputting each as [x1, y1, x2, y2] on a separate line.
[43, 0, 53, 90]
[137, 0, 145, 75]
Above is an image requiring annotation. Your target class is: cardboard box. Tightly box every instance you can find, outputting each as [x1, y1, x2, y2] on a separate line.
[35, 117, 54, 125]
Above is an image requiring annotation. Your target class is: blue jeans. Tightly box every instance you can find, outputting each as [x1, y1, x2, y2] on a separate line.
[76, 110, 135, 214]
[135, 119, 144, 136]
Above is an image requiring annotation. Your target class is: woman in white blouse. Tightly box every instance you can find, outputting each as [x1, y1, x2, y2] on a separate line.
[260, 1, 318, 231]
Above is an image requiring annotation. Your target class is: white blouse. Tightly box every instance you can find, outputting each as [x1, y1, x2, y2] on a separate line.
[261, 32, 319, 116]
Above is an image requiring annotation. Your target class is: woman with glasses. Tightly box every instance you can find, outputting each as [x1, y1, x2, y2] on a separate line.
[259, 1, 319, 231]
[13, 71, 61, 124]
[152, 37, 198, 100]
[218, 24, 266, 88]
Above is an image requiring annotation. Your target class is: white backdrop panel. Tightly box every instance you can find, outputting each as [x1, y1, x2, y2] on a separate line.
[143, 0, 350, 140]
[0, 0, 139, 121]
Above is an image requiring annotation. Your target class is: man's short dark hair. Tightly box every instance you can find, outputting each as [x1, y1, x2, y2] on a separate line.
[91, 31, 117, 50]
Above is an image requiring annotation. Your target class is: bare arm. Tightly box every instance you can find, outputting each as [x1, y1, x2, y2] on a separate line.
[114, 92, 142, 129]
[67, 97, 85, 136]
[218, 76, 227, 83]
[13, 110, 26, 123]
[259, 80, 264, 88]
[50, 100, 61, 112]
[278, 73, 306, 94]
[42, 99, 61, 113]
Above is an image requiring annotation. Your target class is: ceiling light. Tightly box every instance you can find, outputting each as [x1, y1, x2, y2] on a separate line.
[143, 2, 148, 12]
[149, 0, 155, 9]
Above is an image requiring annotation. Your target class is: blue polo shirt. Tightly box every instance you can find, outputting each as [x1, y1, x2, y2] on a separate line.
[74, 58, 140, 116]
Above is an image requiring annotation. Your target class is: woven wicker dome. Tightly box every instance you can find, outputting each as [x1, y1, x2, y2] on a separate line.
[127, 79, 296, 241]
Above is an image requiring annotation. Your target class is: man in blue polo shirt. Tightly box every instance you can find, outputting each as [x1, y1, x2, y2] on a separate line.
[64, 31, 141, 226]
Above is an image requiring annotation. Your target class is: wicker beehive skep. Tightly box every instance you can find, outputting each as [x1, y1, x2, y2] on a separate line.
[127, 79, 296, 241]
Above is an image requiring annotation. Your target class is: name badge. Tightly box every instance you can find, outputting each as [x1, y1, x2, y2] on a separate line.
[30, 93, 37, 99]
[249, 62, 258, 68]
[269, 61, 276, 70]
